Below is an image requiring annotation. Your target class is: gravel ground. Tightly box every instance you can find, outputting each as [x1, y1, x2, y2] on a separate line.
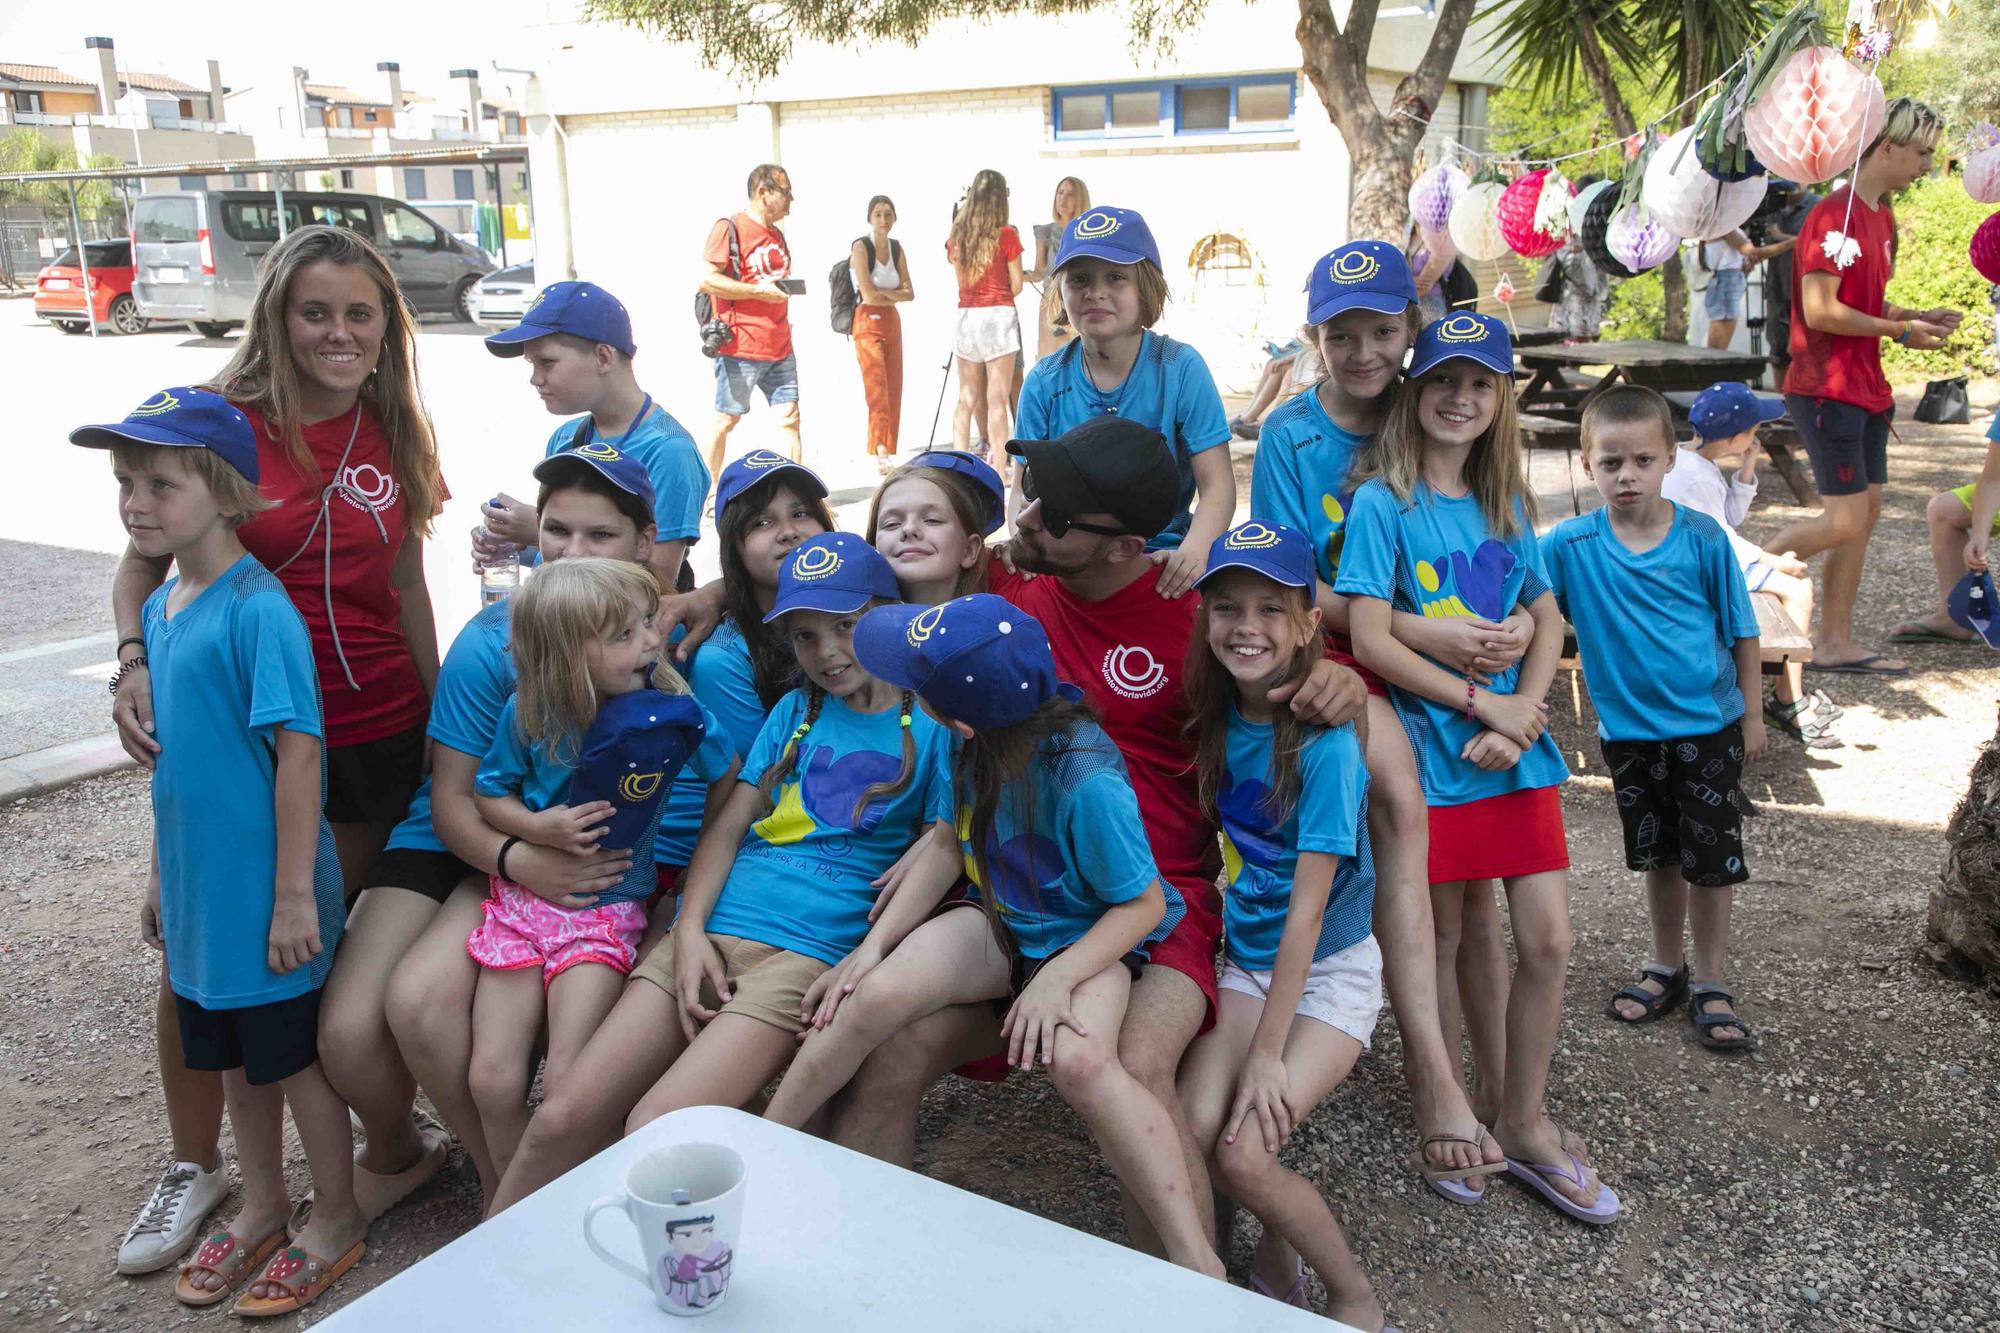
[2, 391, 1997, 1331]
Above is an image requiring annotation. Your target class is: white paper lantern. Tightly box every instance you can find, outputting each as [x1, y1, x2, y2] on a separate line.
[1409, 164, 1469, 236]
[1743, 46, 1885, 185]
[1569, 179, 1616, 233]
[1642, 127, 1768, 241]
[1448, 181, 1511, 262]
[1606, 203, 1678, 273]
[1965, 145, 2000, 204]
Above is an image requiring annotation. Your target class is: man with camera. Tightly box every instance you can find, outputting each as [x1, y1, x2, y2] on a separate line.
[699, 163, 804, 477]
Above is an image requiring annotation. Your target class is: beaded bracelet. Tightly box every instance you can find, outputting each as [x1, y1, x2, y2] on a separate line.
[1464, 677, 1478, 721]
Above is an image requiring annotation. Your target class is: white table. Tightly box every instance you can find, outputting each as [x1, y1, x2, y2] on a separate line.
[319, 1104, 1355, 1331]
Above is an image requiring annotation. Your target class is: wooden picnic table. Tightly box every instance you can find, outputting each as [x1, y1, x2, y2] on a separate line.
[1515, 339, 1770, 410]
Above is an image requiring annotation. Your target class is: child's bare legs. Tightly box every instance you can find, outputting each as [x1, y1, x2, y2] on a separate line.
[1458, 881, 1510, 1124]
[1687, 882, 1745, 1041]
[384, 883, 496, 1203]
[156, 968, 224, 1171]
[1112, 967, 1213, 1263]
[625, 1014, 798, 1131]
[983, 353, 1016, 461]
[466, 967, 546, 1183]
[951, 357, 987, 451]
[181, 1073, 287, 1294]
[1762, 568, 1819, 704]
[1611, 869, 1747, 1041]
[1892, 489, 1979, 642]
[266, 1061, 366, 1285]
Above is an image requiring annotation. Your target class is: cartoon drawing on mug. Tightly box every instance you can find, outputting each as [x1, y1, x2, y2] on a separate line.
[658, 1215, 733, 1310]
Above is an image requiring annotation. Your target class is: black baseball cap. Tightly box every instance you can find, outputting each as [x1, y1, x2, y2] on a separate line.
[1005, 416, 1179, 542]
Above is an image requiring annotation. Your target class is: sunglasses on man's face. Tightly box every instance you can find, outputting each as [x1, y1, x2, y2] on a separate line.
[1020, 465, 1128, 539]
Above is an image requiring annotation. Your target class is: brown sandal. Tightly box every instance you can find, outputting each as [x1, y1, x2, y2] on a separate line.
[230, 1239, 365, 1318]
[174, 1227, 286, 1307]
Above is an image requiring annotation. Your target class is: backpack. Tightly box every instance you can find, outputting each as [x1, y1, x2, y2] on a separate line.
[695, 217, 741, 357]
[829, 236, 901, 335]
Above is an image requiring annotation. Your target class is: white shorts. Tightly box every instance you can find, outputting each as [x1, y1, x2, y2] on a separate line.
[1217, 934, 1384, 1049]
[955, 305, 1021, 363]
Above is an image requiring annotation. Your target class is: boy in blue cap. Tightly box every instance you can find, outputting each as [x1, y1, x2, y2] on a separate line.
[479, 280, 710, 592]
[73, 389, 364, 1315]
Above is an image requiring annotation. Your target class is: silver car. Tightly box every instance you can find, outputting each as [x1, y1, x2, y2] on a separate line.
[470, 263, 537, 328]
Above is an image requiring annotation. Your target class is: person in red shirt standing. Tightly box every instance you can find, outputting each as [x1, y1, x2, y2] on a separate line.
[699, 164, 802, 479]
[1769, 98, 1960, 675]
[946, 169, 1025, 467]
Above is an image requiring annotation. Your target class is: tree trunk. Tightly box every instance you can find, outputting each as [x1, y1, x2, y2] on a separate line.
[1933, 707, 2000, 984]
[1578, 11, 1639, 139]
[1662, 252, 1690, 341]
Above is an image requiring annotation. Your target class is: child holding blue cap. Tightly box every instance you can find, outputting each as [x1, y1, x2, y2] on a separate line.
[487, 534, 957, 1212]
[74, 389, 364, 1315]
[1017, 204, 1236, 597]
[760, 593, 1222, 1280]
[1338, 313, 1622, 1226]
[1178, 520, 1393, 1327]
[866, 449, 1006, 604]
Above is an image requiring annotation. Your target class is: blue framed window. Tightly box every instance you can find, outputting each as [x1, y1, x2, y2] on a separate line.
[1052, 74, 1296, 140]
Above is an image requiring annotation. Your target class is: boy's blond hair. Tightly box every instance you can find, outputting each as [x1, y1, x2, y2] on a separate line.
[1581, 385, 1676, 459]
[109, 442, 274, 529]
[1866, 97, 1944, 157]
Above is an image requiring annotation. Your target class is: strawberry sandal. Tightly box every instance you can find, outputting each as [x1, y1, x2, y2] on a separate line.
[230, 1239, 365, 1318]
[174, 1227, 287, 1307]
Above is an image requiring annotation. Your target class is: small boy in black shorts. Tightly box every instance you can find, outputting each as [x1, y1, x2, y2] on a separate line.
[1540, 386, 1768, 1052]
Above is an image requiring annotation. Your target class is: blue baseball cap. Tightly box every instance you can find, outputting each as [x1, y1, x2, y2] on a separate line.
[853, 594, 1083, 730]
[714, 449, 828, 518]
[1197, 521, 1315, 591]
[1948, 569, 2000, 648]
[69, 386, 259, 483]
[564, 691, 708, 854]
[763, 532, 901, 623]
[1689, 382, 1786, 440]
[484, 280, 637, 358]
[532, 441, 657, 513]
[905, 450, 1006, 535]
[1406, 311, 1516, 380]
[1051, 206, 1161, 272]
[1306, 241, 1418, 325]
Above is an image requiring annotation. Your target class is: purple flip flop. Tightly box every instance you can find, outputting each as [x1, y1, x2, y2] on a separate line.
[1504, 1152, 1621, 1225]
[1247, 1259, 1309, 1307]
[1426, 1173, 1491, 1205]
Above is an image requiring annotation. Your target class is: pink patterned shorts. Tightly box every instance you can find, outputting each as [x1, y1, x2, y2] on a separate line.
[465, 877, 647, 986]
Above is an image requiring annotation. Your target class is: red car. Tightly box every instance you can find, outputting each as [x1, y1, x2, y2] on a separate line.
[35, 239, 148, 335]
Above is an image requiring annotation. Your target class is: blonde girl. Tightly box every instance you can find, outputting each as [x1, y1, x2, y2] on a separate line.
[1335, 313, 1619, 1225]
[1025, 175, 1091, 359]
[466, 559, 731, 1181]
[866, 449, 1005, 605]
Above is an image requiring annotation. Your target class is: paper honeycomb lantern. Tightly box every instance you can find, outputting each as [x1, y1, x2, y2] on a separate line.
[1569, 179, 1616, 233]
[1607, 203, 1679, 273]
[1964, 146, 2000, 204]
[1580, 188, 1638, 280]
[1971, 212, 2000, 284]
[1409, 164, 1469, 236]
[1643, 127, 1768, 241]
[1496, 168, 1569, 258]
[1448, 181, 1512, 262]
[1743, 47, 1886, 185]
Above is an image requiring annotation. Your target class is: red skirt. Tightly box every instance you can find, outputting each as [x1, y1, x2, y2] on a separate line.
[1325, 628, 1389, 698]
[1428, 785, 1568, 883]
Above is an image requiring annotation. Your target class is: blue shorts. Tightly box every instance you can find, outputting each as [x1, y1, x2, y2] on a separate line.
[1704, 269, 1747, 320]
[1787, 394, 1892, 497]
[714, 352, 799, 416]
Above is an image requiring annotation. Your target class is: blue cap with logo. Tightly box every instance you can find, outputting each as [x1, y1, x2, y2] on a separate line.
[1051, 205, 1161, 272]
[1197, 521, 1315, 591]
[69, 386, 260, 483]
[714, 449, 828, 517]
[564, 690, 708, 857]
[1306, 241, 1418, 325]
[854, 594, 1082, 730]
[484, 280, 637, 358]
[763, 532, 902, 623]
[1406, 311, 1516, 380]
[532, 441, 657, 513]
[1689, 382, 1786, 441]
[906, 450, 1006, 536]
[1948, 569, 2000, 648]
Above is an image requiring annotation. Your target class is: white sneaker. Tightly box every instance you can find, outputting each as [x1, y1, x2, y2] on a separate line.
[115, 1159, 229, 1275]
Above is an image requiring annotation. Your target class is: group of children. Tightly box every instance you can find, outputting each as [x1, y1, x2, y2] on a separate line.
[100, 203, 1806, 1326]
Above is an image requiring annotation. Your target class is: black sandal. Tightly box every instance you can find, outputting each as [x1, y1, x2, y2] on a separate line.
[1606, 963, 1687, 1024]
[1688, 986, 1758, 1052]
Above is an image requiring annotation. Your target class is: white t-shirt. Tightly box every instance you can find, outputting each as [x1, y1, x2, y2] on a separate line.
[1662, 444, 1765, 572]
[1703, 239, 1746, 273]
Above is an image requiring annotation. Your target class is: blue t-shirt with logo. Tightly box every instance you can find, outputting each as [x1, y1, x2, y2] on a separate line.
[959, 720, 1178, 961]
[385, 599, 515, 856]
[702, 687, 956, 964]
[1335, 479, 1569, 806]
[521, 402, 710, 569]
[144, 554, 345, 1007]
[1247, 389, 1371, 587]
[1541, 505, 1759, 743]
[652, 618, 768, 867]
[1015, 330, 1231, 551]
[1219, 711, 1374, 972]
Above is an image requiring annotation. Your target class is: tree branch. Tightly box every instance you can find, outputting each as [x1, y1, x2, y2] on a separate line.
[1392, 0, 1477, 152]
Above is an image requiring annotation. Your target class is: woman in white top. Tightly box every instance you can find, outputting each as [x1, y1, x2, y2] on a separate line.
[1702, 230, 1793, 349]
[852, 195, 913, 472]
[1022, 175, 1090, 361]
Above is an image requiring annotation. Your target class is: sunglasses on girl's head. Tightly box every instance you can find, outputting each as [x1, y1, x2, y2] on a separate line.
[1019, 465, 1128, 538]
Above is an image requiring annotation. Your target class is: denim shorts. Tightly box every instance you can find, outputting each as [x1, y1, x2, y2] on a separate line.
[1704, 268, 1747, 320]
[714, 351, 800, 415]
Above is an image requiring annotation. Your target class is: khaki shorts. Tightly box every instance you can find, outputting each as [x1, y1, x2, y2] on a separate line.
[629, 929, 828, 1035]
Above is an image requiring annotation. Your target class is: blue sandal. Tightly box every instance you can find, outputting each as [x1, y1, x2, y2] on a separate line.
[1607, 962, 1687, 1024]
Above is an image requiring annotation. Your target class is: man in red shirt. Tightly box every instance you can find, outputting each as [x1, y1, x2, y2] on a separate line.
[1769, 98, 1960, 675]
[699, 164, 802, 478]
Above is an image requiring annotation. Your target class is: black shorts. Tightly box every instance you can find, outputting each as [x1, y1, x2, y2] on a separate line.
[1601, 723, 1750, 888]
[324, 723, 427, 826]
[1786, 394, 1892, 497]
[361, 846, 480, 906]
[175, 988, 323, 1086]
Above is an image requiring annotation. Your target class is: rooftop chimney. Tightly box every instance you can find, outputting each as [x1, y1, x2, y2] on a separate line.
[376, 61, 403, 114]
[84, 36, 118, 116]
[451, 67, 482, 137]
[206, 60, 225, 121]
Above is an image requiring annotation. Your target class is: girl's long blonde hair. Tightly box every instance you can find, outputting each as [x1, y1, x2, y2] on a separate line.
[948, 169, 1010, 286]
[207, 225, 443, 535]
[1182, 577, 1322, 827]
[510, 559, 680, 766]
[1362, 364, 1534, 538]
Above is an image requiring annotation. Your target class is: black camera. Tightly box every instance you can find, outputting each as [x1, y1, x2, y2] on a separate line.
[1742, 178, 1800, 247]
[699, 316, 732, 358]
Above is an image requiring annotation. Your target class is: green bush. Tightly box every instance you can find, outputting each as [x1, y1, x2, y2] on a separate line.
[1881, 173, 1996, 382]
[1602, 269, 1667, 341]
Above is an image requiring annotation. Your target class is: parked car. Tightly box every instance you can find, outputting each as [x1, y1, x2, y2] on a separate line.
[131, 189, 497, 337]
[469, 263, 536, 328]
[34, 239, 148, 335]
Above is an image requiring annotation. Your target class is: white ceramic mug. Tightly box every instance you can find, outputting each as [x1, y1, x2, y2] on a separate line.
[583, 1142, 746, 1316]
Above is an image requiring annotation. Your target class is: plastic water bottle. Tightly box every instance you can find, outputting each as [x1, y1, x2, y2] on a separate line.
[474, 521, 519, 605]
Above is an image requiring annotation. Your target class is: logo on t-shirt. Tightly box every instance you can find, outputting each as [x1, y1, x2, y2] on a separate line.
[743, 238, 790, 283]
[1101, 644, 1168, 699]
[337, 461, 401, 515]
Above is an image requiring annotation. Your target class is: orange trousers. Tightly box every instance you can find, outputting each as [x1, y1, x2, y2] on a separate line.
[852, 303, 903, 456]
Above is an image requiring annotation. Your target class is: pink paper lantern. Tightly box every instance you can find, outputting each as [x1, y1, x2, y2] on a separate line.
[1964, 146, 2000, 204]
[1448, 181, 1511, 262]
[1971, 212, 2000, 284]
[1409, 164, 1469, 236]
[1497, 169, 1568, 258]
[1743, 47, 1886, 186]
[1607, 203, 1678, 273]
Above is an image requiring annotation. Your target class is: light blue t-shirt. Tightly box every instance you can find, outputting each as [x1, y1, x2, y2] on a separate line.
[1219, 711, 1375, 972]
[1247, 389, 1371, 587]
[702, 688, 956, 964]
[1335, 479, 1570, 807]
[653, 619, 769, 866]
[1541, 505, 1759, 742]
[384, 598, 514, 855]
[1015, 330, 1231, 551]
[958, 720, 1178, 961]
[144, 554, 345, 1008]
[543, 402, 709, 543]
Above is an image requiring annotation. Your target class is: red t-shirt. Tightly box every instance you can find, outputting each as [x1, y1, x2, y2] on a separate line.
[986, 560, 1222, 923]
[235, 403, 431, 746]
[949, 225, 1024, 309]
[1784, 188, 1895, 413]
[705, 212, 793, 362]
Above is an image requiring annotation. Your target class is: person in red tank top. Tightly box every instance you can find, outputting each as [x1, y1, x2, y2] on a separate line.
[945, 169, 1025, 466]
[699, 164, 803, 480]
